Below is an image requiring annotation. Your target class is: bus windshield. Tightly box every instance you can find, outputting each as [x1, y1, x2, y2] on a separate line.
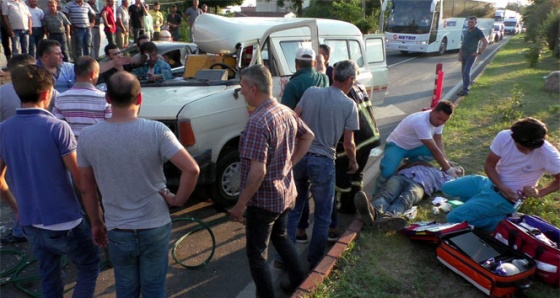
[386, 0, 433, 34]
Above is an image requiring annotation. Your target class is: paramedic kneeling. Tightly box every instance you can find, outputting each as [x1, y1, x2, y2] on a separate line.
[443, 118, 560, 232]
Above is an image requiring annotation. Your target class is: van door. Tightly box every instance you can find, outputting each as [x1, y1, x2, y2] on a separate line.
[249, 20, 319, 99]
[364, 34, 389, 102]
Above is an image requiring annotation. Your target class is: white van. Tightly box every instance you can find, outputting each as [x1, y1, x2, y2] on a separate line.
[138, 15, 389, 206]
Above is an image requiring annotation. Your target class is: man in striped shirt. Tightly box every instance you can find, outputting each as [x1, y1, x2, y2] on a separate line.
[62, 0, 95, 62]
[53, 56, 111, 138]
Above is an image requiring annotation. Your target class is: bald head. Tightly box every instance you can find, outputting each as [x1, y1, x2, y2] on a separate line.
[106, 71, 141, 107]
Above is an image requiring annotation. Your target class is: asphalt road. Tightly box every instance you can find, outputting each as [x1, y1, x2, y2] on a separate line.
[0, 37, 509, 298]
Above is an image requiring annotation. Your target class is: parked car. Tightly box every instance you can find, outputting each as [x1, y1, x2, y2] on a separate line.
[503, 18, 520, 35]
[97, 41, 198, 69]
[136, 14, 390, 207]
[493, 23, 504, 42]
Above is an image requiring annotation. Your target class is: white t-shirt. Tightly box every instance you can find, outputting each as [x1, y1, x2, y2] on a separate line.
[490, 130, 560, 192]
[386, 110, 444, 150]
[28, 6, 44, 28]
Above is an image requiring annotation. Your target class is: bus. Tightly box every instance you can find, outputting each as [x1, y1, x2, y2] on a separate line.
[381, 0, 495, 55]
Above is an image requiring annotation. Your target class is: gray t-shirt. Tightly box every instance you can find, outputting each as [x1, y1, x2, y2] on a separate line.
[77, 118, 183, 230]
[0, 83, 58, 121]
[296, 86, 359, 159]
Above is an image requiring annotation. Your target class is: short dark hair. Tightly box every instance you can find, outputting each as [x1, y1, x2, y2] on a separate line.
[511, 117, 547, 149]
[469, 16, 477, 21]
[154, 1, 159, 4]
[136, 34, 149, 45]
[37, 39, 61, 57]
[74, 56, 98, 77]
[106, 71, 141, 107]
[104, 43, 119, 56]
[8, 54, 35, 71]
[434, 100, 454, 115]
[12, 65, 54, 103]
[140, 41, 157, 54]
[319, 44, 331, 56]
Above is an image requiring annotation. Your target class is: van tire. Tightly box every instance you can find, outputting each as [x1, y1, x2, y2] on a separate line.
[438, 38, 447, 55]
[209, 149, 241, 207]
[400, 50, 409, 55]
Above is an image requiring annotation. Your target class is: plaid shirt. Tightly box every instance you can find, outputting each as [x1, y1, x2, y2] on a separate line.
[239, 98, 310, 213]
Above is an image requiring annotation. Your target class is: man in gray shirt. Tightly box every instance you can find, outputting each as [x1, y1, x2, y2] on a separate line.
[287, 60, 359, 270]
[184, 0, 201, 42]
[78, 71, 200, 297]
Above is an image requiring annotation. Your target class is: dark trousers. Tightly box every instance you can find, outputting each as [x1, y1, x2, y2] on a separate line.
[246, 206, 305, 298]
[29, 27, 43, 58]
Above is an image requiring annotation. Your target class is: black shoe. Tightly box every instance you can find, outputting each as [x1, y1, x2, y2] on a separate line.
[327, 229, 340, 242]
[456, 90, 469, 96]
[279, 278, 298, 295]
[0, 232, 27, 245]
[354, 191, 376, 227]
[371, 216, 407, 232]
[295, 233, 309, 244]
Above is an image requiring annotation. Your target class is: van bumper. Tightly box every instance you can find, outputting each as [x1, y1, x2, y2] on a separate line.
[164, 149, 216, 186]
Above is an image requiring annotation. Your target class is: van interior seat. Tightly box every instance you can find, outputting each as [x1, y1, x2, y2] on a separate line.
[183, 54, 236, 79]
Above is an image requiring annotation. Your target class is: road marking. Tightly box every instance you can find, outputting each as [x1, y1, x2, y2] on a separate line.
[372, 104, 406, 120]
[388, 56, 417, 68]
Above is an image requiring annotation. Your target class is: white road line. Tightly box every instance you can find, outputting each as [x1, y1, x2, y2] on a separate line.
[372, 104, 406, 120]
[388, 56, 417, 68]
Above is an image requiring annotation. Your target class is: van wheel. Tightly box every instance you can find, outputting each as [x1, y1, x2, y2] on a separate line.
[400, 50, 409, 55]
[209, 149, 240, 207]
[438, 38, 447, 55]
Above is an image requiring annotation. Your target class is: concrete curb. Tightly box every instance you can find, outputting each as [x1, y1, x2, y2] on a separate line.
[290, 219, 364, 297]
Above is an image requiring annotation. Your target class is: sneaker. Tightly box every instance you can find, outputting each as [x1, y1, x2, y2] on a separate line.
[371, 216, 407, 232]
[456, 90, 469, 96]
[273, 260, 285, 270]
[354, 191, 376, 227]
[0, 232, 28, 245]
[296, 233, 309, 244]
[327, 229, 340, 242]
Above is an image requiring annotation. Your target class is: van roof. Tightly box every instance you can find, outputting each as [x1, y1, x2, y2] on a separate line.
[193, 14, 363, 54]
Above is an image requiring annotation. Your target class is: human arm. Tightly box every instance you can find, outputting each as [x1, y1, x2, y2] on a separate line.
[98, 56, 132, 73]
[62, 151, 81, 192]
[0, 160, 18, 215]
[230, 159, 265, 223]
[343, 129, 358, 174]
[476, 36, 489, 56]
[158, 148, 199, 206]
[101, 8, 111, 29]
[291, 130, 314, 166]
[149, 61, 172, 81]
[420, 137, 451, 171]
[28, 12, 32, 34]
[484, 151, 517, 202]
[2, 15, 13, 37]
[79, 166, 107, 247]
[522, 173, 560, 199]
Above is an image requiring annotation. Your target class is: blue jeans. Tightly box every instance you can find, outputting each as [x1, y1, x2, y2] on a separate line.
[372, 175, 424, 215]
[29, 27, 43, 57]
[288, 153, 335, 268]
[71, 27, 91, 61]
[460, 54, 477, 93]
[246, 207, 305, 298]
[22, 218, 100, 298]
[443, 175, 515, 232]
[107, 222, 171, 298]
[379, 142, 434, 179]
[11, 29, 29, 55]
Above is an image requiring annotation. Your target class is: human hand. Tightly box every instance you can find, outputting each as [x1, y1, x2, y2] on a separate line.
[445, 167, 459, 178]
[500, 187, 518, 202]
[91, 225, 108, 247]
[230, 203, 246, 224]
[522, 186, 539, 198]
[158, 187, 175, 205]
[147, 73, 160, 81]
[347, 160, 359, 174]
[115, 55, 132, 66]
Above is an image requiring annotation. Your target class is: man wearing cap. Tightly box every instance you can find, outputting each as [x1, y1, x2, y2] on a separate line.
[443, 117, 560, 232]
[281, 46, 329, 110]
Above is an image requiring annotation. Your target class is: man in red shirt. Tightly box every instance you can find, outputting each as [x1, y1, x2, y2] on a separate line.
[100, 0, 116, 45]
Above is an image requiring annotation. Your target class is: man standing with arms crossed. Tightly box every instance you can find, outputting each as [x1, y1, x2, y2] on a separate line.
[184, 0, 201, 42]
[287, 60, 359, 271]
[230, 65, 314, 297]
[78, 71, 200, 297]
[457, 16, 488, 96]
[0, 65, 100, 297]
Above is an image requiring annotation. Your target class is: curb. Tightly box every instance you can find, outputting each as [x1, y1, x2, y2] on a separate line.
[290, 219, 364, 297]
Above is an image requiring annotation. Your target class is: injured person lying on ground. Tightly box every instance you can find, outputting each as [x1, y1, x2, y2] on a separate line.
[355, 161, 464, 231]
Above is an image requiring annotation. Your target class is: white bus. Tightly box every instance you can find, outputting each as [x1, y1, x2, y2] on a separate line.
[381, 0, 495, 55]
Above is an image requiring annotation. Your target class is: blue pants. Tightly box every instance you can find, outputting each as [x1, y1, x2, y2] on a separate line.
[372, 175, 424, 215]
[11, 29, 29, 55]
[443, 175, 515, 232]
[22, 219, 100, 298]
[71, 27, 91, 61]
[288, 153, 335, 268]
[29, 28, 43, 58]
[246, 207, 305, 298]
[379, 142, 434, 179]
[107, 222, 171, 298]
[460, 54, 477, 93]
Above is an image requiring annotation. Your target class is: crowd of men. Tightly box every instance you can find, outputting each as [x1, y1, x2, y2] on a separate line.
[0, 0, 208, 64]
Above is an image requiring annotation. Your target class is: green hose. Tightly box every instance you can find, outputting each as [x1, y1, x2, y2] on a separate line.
[171, 216, 222, 269]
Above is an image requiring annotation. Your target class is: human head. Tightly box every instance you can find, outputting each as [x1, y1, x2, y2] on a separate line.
[135, 0, 141, 6]
[240, 65, 272, 105]
[75, 0, 83, 5]
[87, 0, 95, 5]
[201, 3, 207, 12]
[295, 47, 315, 69]
[140, 41, 158, 67]
[171, 5, 177, 13]
[74, 56, 100, 84]
[38, 39, 63, 67]
[8, 54, 35, 71]
[467, 16, 477, 29]
[12, 65, 54, 104]
[429, 100, 454, 127]
[122, 0, 128, 7]
[47, 0, 57, 13]
[319, 44, 331, 64]
[144, 3, 149, 10]
[315, 54, 325, 74]
[104, 43, 120, 59]
[106, 0, 114, 6]
[136, 34, 149, 45]
[106, 71, 142, 107]
[193, 0, 199, 7]
[29, 0, 38, 8]
[510, 117, 547, 150]
[153, 1, 160, 10]
[332, 60, 357, 83]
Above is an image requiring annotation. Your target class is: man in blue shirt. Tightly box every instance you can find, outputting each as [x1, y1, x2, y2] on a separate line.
[132, 41, 172, 81]
[457, 17, 488, 96]
[0, 65, 99, 297]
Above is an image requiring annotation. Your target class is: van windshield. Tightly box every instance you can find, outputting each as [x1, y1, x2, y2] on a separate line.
[504, 21, 517, 26]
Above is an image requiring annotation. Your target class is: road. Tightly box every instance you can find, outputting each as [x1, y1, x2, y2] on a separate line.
[0, 38, 508, 298]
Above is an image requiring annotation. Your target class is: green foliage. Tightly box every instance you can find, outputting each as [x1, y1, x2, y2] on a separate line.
[541, 9, 560, 58]
[493, 83, 524, 123]
[525, 37, 545, 67]
[355, 18, 375, 34]
[523, 0, 560, 44]
[304, 0, 382, 32]
[332, 0, 363, 22]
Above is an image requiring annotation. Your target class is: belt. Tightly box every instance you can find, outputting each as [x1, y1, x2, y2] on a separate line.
[113, 227, 151, 233]
[32, 27, 42, 29]
[307, 152, 325, 157]
[491, 185, 515, 205]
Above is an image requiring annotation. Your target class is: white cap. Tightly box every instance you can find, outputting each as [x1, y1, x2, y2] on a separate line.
[296, 47, 315, 61]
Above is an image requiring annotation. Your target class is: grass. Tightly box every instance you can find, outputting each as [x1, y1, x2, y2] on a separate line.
[311, 35, 560, 297]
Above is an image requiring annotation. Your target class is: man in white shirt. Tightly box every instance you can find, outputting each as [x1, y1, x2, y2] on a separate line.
[444, 118, 560, 232]
[27, 0, 43, 58]
[1, 0, 31, 55]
